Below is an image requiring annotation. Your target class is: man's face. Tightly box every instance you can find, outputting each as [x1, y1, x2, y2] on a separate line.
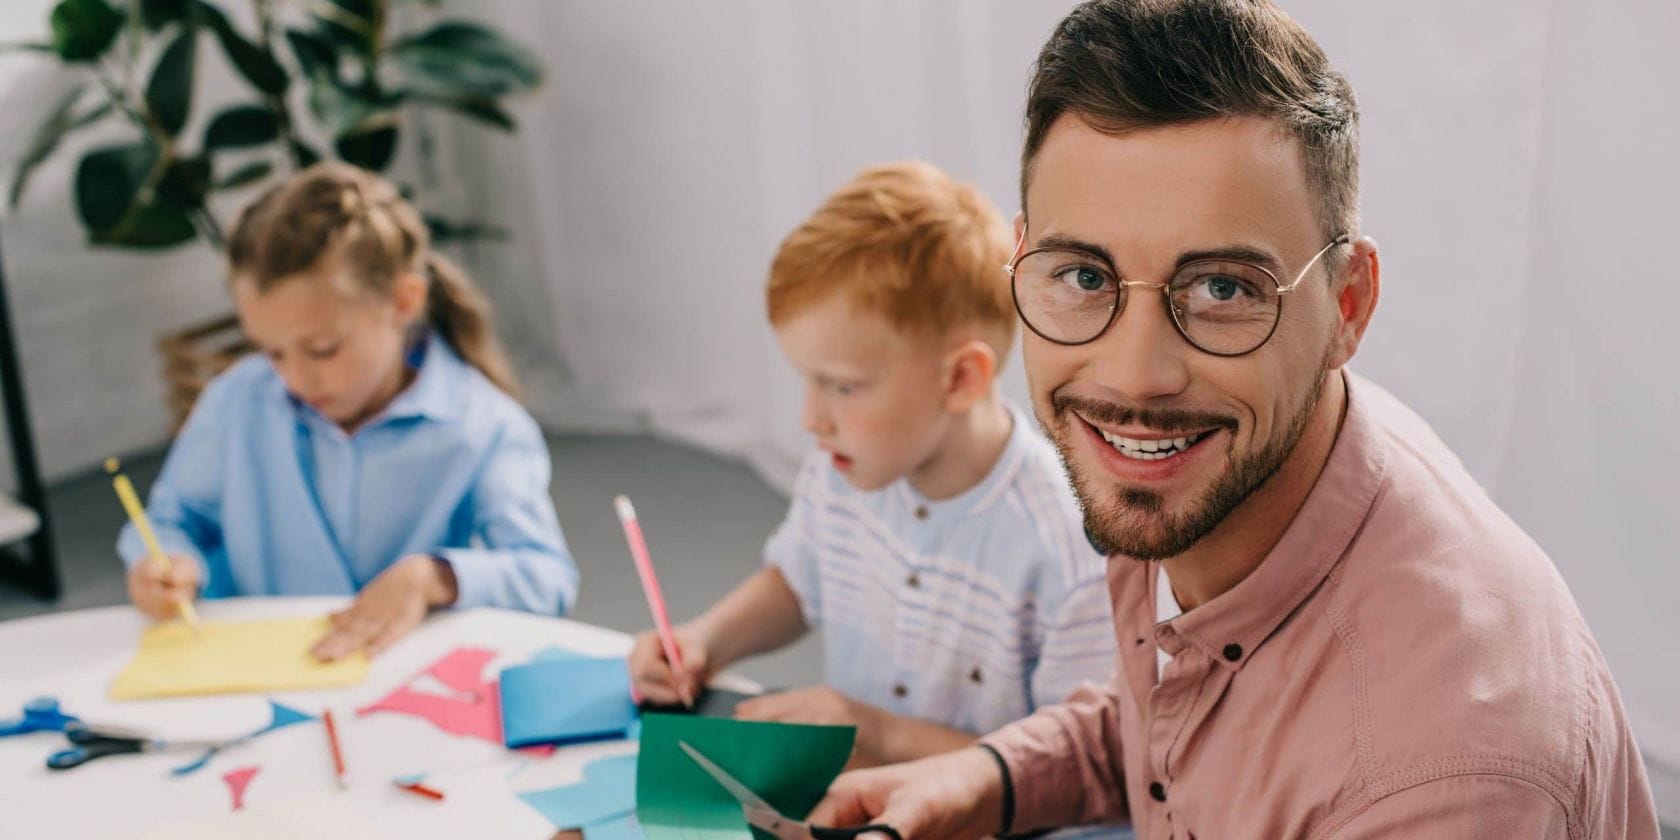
[1022, 114, 1346, 559]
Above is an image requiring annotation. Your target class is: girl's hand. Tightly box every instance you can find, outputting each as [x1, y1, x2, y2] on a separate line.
[311, 554, 457, 662]
[126, 555, 201, 620]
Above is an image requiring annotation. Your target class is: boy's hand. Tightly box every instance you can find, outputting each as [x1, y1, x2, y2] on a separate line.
[628, 625, 713, 706]
[736, 687, 888, 767]
[126, 555, 201, 620]
[312, 554, 456, 662]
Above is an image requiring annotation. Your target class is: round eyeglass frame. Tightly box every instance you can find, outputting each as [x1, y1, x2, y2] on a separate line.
[1003, 233, 1351, 357]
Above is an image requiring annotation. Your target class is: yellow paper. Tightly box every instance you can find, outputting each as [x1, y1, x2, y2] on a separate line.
[110, 616, 369, 700]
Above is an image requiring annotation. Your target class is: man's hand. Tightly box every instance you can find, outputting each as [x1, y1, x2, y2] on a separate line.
[808, 746, 1008, 840]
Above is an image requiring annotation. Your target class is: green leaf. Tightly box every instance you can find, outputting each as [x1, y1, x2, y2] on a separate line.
[388, 21, 541, 99]
[285, 27, 337, 83]
[193, 0, 288, 95]
[424, 213, 508, 243]
[203, 104, 279, 149]
[408, 91, 514, 131]
[290, 138, 323, 168]
[311, 0, 378, 58]
[0, 42, 56, 54]
[74, 141, 197, 247]
[110, 202, 199, 247]
[49, 0, 124, 61]
[214, 159, 273, 190]
[334, 124, 398, 171]
[156, 155, 211, 207]
[306, 73, 381, 135]
[145, 26, 198, 137]
[140, 0, 190, 30]
[10, 84, 92, 207]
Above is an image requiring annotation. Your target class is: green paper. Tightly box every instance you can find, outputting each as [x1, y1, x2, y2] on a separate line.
[635, 713, 855, 840]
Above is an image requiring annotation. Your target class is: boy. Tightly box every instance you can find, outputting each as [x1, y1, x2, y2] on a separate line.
[629, 161, 1114, 768]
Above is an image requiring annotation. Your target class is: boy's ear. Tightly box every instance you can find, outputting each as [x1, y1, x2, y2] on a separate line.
[391, 271, 428, 324]
[943, 339, 998, 413]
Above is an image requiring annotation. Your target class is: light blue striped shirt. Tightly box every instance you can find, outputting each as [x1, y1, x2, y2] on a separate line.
[117, 333, 579, 615]
[765, 400, 1117, 736]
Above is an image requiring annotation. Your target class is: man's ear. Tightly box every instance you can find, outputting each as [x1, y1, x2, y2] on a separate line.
[1328, 236, 1380, 369]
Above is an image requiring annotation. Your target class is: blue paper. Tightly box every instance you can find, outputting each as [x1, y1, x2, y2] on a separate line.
[531, 645, 592, 663]
[517, 753, 637, 829]
[500, 656, 637, 748]
[584, 812, 646, 840]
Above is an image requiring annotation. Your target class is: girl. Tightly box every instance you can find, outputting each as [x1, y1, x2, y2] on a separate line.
[120, 163, 578, 661]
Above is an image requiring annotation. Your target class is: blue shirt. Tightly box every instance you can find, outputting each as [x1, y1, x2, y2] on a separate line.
[117, 334, 579, 615]
[765, 400, 1116, 736]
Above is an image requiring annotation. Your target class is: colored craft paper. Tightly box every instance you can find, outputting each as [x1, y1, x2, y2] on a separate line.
[359, 647, 501, 741]
[585, 812, 647, 840]
[172, 700, 316, 776]
[500, 657, 637, 748]
[635, 714, 854, 840]
[517, 753, 637, 829]
[110, 617, 368, 700]
[357, 646, 555, 755]
[222, 765, 260, 810]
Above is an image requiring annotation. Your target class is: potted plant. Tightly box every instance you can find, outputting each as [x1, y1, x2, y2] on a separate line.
[7, 0, 542, 426]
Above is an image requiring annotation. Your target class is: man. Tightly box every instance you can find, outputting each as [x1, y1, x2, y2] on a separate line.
[810, 1, 1660, 837]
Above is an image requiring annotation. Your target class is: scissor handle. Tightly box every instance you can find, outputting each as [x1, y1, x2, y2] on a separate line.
[46, 736, 144, 770]
[810, 826, 903, 840]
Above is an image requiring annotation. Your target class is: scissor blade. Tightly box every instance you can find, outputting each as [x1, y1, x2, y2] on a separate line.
[678, 741, 781, 814]
[743, 803, 817, 840]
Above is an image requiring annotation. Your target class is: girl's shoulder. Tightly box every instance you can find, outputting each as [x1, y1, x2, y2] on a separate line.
[197, 354, 286, 415]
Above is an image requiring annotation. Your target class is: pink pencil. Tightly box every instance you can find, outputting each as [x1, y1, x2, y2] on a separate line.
[614, 495, 694, 708]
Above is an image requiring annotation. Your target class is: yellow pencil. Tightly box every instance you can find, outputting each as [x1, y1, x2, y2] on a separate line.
[106, 458, 200, 629]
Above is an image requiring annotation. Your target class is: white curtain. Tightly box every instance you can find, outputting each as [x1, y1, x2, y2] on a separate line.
[439, 0, 1677, 816]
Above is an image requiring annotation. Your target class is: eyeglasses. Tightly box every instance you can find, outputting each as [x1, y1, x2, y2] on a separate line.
[1004, 232, 1350, 356]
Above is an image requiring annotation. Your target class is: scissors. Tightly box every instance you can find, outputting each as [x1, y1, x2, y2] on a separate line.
[46, 722, 223, 771]
[679, 741, 902, 840]
[0, 697, 79, 737]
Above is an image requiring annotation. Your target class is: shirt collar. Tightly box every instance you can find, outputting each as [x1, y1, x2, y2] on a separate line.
[1155, 372, 1389, 672]
[289, 330, 463, 431]
[380, 330, 463, 423]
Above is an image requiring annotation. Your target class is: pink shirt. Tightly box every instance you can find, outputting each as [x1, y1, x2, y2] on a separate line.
[983, 374, 1658, 839]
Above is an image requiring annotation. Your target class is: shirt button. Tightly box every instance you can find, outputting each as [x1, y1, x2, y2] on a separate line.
[914, 505, 929, 520]
[969, 667, 983, 685]
[906, 573, 921, 588]
[893, 683, 908, 698]
[1149, 781, 1166, 802]
[1223, 643, 1244, 662]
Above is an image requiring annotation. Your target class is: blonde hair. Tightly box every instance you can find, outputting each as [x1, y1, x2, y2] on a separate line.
[226, 162, 521, 398]
[766, 161, 1016, 358]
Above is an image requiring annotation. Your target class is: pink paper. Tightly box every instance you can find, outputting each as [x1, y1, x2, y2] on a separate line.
[222, 765, 260, 810]
[356, 646, 554, 756]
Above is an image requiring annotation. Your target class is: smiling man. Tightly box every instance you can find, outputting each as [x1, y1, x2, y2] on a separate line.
[810, 1, 1660, 838]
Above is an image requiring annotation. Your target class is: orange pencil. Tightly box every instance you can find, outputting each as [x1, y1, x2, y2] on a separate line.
[323, 708, 347, 789]
[395, 780, 445, 801]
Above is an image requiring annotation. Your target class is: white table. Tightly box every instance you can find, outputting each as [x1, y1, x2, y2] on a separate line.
[0, 597, 754, 839]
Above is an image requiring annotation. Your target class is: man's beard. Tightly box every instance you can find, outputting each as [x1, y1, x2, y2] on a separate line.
[1048, 368, 1331, 561]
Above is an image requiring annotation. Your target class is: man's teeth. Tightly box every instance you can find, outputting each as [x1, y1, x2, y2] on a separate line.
[1096, 428, 1210, 460]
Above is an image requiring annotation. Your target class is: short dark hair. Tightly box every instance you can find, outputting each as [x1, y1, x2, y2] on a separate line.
[1022, 0, 1360, 239]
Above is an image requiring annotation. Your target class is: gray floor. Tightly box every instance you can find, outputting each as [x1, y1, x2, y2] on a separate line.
[0, 433, 823, 690]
